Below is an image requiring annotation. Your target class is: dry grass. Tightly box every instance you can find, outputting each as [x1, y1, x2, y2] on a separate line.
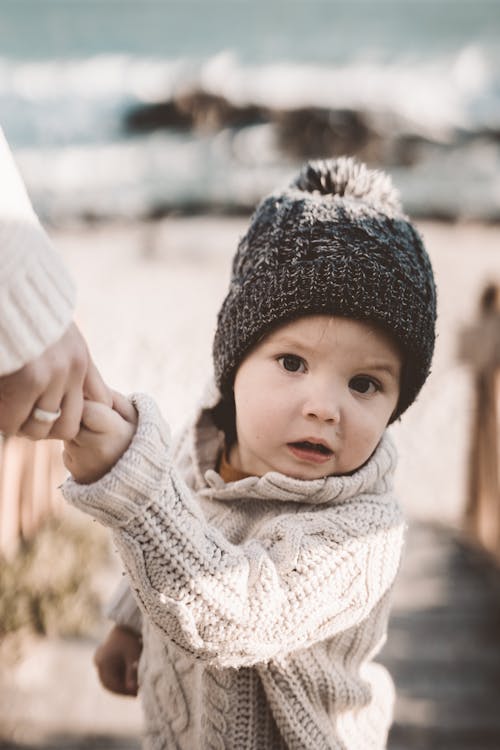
[0, 516, 110, 640]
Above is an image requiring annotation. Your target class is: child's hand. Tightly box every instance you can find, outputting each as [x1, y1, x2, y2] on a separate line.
[63, 391, 138, 484]
[94, 624, 143, 697]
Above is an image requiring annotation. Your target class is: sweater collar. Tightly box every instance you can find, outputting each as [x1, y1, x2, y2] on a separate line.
[189, 381, 397, 506]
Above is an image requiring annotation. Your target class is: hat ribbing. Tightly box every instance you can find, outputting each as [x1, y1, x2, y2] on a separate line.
[213, 157, 437, 419]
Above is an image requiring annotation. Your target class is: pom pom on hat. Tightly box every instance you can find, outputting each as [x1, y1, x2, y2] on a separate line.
[213, 157, 437, 420]
[293, 156, 403, 214]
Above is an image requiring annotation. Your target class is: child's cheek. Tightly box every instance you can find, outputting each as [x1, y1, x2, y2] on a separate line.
[352, 411, 386, 461]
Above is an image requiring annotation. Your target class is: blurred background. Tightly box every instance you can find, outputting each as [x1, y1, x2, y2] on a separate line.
[1, 1, 500, 749]
[2, 0, 500, 222]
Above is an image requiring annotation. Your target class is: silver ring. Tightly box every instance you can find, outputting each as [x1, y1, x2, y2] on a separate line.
[32, 406, 62, 424]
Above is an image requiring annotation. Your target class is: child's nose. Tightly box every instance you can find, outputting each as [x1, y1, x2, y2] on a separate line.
[302, 383, 341, 424]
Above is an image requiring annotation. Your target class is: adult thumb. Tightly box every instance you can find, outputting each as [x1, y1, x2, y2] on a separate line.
[83, 357, 113, 407]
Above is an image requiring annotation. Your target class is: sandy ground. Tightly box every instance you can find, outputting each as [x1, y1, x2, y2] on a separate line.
[0, 216, 499, 745]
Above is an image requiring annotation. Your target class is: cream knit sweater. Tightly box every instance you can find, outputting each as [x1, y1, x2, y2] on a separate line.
[0, 128, 74, 375]
[63, 386, 405, 750]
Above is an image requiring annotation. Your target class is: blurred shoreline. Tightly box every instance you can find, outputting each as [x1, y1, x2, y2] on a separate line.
[3, 6, 499, 224]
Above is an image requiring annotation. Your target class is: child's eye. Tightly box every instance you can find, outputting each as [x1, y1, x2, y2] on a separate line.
[278, 354, 306, 373]
[349, 375, 380, 395]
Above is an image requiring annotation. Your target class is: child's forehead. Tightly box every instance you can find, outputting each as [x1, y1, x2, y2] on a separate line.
[266, 315, 379, 342]
[262, 314, 402, 362]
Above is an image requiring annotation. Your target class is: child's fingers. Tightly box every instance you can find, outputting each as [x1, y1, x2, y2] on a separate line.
[94, 632, 139, 696]
[125, 658, 139, 695]
[81, 400, 121, 433]
[62, 447, 74, 469]
[67, 425, 102, 449]
[112, 390, 138, 425]
[94, 657, 127, 695]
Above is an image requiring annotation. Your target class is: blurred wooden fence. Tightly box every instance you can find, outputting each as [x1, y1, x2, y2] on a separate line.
[460, 283, 500, 562]
[0, 437, 65, 560]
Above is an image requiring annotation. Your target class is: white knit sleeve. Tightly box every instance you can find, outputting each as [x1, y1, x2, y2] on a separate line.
[0, 128, 75, 375]
[62, 394, 405, 669]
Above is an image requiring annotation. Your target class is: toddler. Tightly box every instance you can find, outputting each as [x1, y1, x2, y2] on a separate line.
[62, 157, 437, 750]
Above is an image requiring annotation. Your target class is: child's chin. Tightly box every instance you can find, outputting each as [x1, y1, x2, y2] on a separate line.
[289, 460, 365, 480]
[287, 465, 336, 481]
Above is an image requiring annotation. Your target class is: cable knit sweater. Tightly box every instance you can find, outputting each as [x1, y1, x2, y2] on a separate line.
[63, 386, 405, 750]
[0, 128, 74, 375]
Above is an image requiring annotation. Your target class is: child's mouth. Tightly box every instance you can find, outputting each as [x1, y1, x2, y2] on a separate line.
[287, 440, 333, 464]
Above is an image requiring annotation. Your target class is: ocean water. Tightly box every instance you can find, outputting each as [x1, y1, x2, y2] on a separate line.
[1, 0, 500, 221]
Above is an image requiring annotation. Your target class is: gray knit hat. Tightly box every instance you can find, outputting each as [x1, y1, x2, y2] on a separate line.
[213, 157, 437, 420]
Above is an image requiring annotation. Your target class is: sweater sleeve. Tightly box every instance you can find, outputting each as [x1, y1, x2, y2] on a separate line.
[62, 394, 405, 669]
[0, 128, 75, 375]
[105, 577, 143, 634]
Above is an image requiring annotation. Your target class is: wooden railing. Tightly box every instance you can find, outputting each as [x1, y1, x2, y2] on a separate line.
[460, 283, 500, 561]
[0, 437, 65, 559]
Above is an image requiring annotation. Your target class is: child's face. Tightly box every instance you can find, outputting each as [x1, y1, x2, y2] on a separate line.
[230, 315, 402, 479]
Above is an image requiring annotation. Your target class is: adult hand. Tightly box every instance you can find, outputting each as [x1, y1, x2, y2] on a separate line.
[0, 322, 112, 440]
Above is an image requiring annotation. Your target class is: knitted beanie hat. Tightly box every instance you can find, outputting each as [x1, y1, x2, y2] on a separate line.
[213, 157, 437, 420]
